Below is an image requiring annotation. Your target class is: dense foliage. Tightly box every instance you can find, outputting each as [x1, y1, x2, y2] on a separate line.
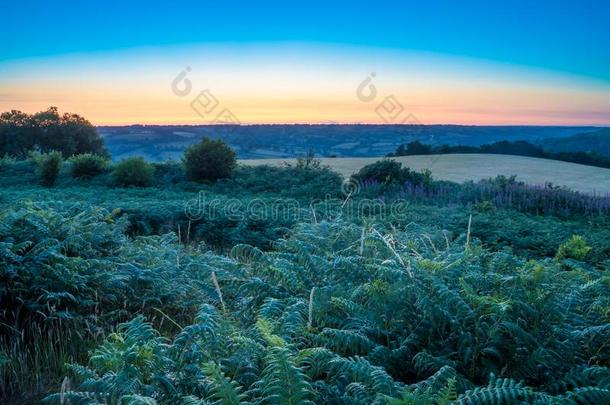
[1, 159, 609, 403]
[391, 140, 610, 169]
[1, 204, 609, 403]
[183, 137, 237, 182]
[33, 150, 63, 187]
[352, 159, 432, 189]
[69, 153, 110, 179]
[540, 128, 610, 156]
[361, 174, 610, 218]
[112, 157, 156, 187]
[0, 107, 107, 158]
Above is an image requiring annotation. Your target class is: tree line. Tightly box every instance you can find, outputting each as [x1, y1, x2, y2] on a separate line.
[0, 107, 107, 158]
[390, 140, 610, 169]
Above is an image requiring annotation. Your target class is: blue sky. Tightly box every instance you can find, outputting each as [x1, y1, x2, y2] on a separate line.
[1, 1, 609, 125]
[3, 0, 609, 80]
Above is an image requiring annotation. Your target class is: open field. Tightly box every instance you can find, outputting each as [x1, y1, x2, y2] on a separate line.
[241, 153, 610, 194]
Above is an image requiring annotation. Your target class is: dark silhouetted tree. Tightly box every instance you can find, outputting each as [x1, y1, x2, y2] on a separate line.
[0, 107, 107, 158]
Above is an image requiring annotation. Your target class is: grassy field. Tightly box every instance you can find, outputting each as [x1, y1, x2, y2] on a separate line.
[241, 153, 610, 194]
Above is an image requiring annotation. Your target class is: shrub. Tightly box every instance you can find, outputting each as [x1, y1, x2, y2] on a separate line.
[69, 153, 109, 179]
[556, 235, 592, 261]
[112, 157, 155, 187]
[34, 150, 62, 186]
[183, 137, 236, 182]
[0, 154, 16, 167]
[352, 159, 432, 188]
[295, 148, 321, 169]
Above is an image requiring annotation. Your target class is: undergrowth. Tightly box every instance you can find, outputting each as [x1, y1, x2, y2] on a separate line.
[1, 203, 609, 403]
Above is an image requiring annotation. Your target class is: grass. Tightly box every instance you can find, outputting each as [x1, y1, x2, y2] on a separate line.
[241, 153, 610, 194]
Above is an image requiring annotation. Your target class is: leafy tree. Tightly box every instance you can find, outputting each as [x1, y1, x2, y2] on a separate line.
[405, 141, 433, 155]
[0, 110, 35, 157]
[0, 107, 107, 158]
[112, 157, 155, 187]
[183, 137, 236, 182]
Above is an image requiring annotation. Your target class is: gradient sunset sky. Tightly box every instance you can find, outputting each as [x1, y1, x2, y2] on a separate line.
[1, 0, 609, 126]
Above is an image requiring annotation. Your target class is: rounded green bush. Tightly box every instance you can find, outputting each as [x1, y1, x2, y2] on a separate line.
[34, 150, 63, 187]
[352, 158, 432, 188]
[112, 157, 155, 187]
[183, 137, 236, 182]
[69, 153, 109, 179]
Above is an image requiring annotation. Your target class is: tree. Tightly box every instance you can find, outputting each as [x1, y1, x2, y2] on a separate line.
[0, 107, 108, 158]
[405, 141, 433, 155]
[183, 137, 236, 182]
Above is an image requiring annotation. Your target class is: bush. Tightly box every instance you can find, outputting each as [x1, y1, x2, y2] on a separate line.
[0, 154, 16, 167]
[352, 159, 432, 188]
[183, 137, 236, 182]
[69, 153, 109, 179]
[556, 235, 592, 261]
[295, 148, 321, 169]
[112, 157, 155, 187]
[34, 151, 62, 187]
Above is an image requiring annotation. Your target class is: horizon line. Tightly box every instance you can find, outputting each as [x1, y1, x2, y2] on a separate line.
[96, 122, 609, 128]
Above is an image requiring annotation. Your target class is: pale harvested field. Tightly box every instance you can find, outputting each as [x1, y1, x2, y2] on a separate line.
[240, 154, 610, 194]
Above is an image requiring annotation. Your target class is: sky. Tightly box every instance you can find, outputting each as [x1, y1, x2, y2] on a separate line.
[1, 0, 609, 125]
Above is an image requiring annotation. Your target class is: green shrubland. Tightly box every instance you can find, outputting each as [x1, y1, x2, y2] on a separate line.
[0, 158, 609, 403]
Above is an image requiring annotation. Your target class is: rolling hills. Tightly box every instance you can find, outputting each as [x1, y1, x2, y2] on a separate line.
[99, 124, 601, 161]
[539, 127, 610, 155]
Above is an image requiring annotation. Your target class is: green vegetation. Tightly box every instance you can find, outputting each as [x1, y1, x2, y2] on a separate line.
[352, 158, 432, 188]
[556, 235, 592, 261]
[183, 137, 237, 182]
[1, 152, 609, 403]
[69, 153, 110, 179]
[0, 106, 107, 158]
[391, 139, 610, 169]
[112, 157, 156, 187]
[33, 150, 63, 187]
[540, 128, 610, 156]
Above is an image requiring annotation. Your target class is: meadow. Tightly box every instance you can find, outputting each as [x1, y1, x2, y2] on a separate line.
[1, 158, 610, 404]
[241, 154, 610, 194]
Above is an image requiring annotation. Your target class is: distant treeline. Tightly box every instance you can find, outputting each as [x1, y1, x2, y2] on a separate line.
[389, 140, 610, 169]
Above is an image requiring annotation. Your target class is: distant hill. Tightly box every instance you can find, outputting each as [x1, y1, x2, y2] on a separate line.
[98, 124, 601, 161]
[538, 128, 610, 156]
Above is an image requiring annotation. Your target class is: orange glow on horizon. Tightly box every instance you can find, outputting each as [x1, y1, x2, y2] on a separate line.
[1, 43, 609, 126]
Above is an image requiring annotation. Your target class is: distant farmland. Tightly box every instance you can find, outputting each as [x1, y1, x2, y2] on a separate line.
[241, 153, 610, 194]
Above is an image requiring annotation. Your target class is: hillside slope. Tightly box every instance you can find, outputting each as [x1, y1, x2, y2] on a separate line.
[539, 128, 610, 155]
[241, 154, 610, 194]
